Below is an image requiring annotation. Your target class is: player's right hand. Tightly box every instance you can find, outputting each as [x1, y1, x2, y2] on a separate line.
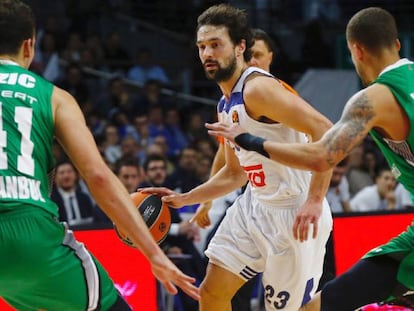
[190, 201, 212, 228]
[150, 253, 200, 301]
[138, 187, 188, 208]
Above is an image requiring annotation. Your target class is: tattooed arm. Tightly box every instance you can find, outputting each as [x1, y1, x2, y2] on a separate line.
[207, 83, 405, 172]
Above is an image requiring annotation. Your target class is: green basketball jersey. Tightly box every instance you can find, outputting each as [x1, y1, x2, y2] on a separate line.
[370, 59, 414, 197]
[0, 61, 57, 216]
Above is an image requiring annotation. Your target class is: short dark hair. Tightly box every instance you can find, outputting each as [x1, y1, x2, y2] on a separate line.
[142, 155, 167, 172]
[252, 28, 276, 54]
[197, 3, 254, 62]
[55, 159, 77, 173]
[114, 156, 139, 175]
[346, 7, 398, 54]
[0, 0, 35, 55]
[374, 165, 391, 179]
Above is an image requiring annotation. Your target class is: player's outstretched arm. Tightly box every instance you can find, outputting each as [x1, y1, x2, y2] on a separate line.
[207, 87, 387, 174]
[52, 86, 200, 300]
[141, 142, 247, 209]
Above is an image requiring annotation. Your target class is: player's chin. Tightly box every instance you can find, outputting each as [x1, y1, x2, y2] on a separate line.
[204, 69, 216, 79]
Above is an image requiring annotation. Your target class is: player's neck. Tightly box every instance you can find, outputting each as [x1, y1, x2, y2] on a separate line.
[219, 64, 249, 99]
[369, 53, 401, 82]
[0, 55, 23, 67]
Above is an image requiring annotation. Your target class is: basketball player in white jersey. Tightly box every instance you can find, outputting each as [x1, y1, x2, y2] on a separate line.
[191, 28, 297, 229]
[141, 4, 333, 311]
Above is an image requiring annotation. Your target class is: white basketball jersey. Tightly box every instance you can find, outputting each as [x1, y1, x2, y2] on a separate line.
[218, 67, 312, 207]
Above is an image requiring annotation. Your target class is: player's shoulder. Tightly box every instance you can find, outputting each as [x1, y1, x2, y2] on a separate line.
[364, 83, 396, 107]
[243, 73, 282, 100]
[52, 84, 76, 103]
[51, 85, 79, 117]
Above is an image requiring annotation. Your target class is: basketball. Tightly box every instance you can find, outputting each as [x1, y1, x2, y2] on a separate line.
[114, 192, 171, 247]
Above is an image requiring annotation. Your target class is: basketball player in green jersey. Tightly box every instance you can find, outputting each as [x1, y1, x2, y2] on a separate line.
[0, 1, 199, 310]
[206, 7, 414, 311]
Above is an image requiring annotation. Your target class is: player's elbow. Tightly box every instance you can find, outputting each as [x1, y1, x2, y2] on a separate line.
[308, 153, 334, 172]
[84, 166, 112, 189]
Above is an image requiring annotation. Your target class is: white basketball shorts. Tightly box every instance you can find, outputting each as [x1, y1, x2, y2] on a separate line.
[205, 189, 333, 311]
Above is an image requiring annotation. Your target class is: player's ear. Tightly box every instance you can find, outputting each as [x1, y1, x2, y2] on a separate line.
[395, 39, 401, 52]
[237, 39, 246, 57]
[22, 39, 31, 57]
[353, 43, 364, 60]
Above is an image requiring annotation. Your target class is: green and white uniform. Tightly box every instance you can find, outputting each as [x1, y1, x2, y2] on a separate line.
[366, 58, 414, 299]
[0, 60, 118, 310]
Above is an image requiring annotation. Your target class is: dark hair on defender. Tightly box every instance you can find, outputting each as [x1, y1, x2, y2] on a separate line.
[0, 0, 35, 55]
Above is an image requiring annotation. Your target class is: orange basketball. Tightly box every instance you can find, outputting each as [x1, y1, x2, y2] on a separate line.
[114, 192, 171, 247]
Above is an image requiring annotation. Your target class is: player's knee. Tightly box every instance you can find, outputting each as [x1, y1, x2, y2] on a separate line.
[200, 280, 230, 303]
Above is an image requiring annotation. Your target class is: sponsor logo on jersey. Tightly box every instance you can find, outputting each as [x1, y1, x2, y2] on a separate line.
[232, 110, 239, 123]
[0, 175, 45, 202]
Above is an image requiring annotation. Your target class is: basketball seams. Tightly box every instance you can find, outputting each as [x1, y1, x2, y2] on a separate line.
[114, 192, 171, 247]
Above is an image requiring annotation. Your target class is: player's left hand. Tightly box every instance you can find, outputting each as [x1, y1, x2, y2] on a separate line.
[205, 122, 247, 145]
[150, 252, 200, 301]
[293, 199, 322, 242]
[190, 201, 212, 228]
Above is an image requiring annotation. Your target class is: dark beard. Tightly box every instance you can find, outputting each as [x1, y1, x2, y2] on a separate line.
[205, 56, 237, 82]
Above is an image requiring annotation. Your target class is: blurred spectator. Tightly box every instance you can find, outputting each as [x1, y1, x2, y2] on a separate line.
[164, 106, 189, 159]
[83, 32, 105, 70]
[326, 158, 352, 213]
[194, 137, 217, 160]
[185, 110, 211, 144]
[147, 105, 169, 142]
[51, 160, 102, 226]
[61, 32, 84, 64]
[35, 15, 67, 53]
[132, 115, 150, 149]
[115, 156, 143, 193]
[101, 124, 122, 164]
[302, 0, 341, 23]
[127, 47, 170, 85]
[168, 146, 201, 193]
[95, 77, 136, 118]
[56, 62, 90, 104]
[108, 110, 137, 140]
[85, 110, 107, 139]
[350, 166, 402, 212]
[31, 32, 61, 82]
[195, 155, 212, 183]
[346, 144, 376, 197]
[119, 135, 144, 165]
[147, 135, 175, 173]
[139, 154, 206, 311]
[103, 31, 131, 74]
[134, 79, 173, 116]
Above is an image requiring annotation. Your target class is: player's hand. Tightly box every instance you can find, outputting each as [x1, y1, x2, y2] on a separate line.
[150, 253, 200, 301]
[205, 122, 247, 145]
[293, 199, 322, 242]
[138, 187, 188, 208]
[190, 201, 212, 228]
